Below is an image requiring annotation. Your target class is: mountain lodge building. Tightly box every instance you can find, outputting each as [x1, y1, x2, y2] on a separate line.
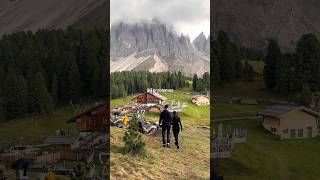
[132, 92, 167, 105]
[257, 105, 319, 139]
[67, 102, 109, 135]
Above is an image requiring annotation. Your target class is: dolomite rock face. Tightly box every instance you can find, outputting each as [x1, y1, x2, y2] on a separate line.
[110, 19, 210, 76]
[212, 0, 320, 52]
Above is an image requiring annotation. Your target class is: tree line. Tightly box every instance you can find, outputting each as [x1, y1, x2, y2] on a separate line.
[211, 31, 255, 87]
[0, 27, 107, 120]
[110, 71, 189, 99]
[263, 34, 320, 100]
[192, 72, 210, 92]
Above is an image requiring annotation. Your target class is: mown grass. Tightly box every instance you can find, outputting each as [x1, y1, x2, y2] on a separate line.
[213, 77, 278, 99]
[244, 60, 264, 74]
[0, 104, 97, 179]
[110, 87, 210, 179]
[213, 76, 320, 179]
[214, 118, 320, 180]
[0, 106, 85, 145]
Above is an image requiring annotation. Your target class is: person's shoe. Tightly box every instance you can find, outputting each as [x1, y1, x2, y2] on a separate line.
[177, 145, 180, 149]
[166, 143, 170, 148]
[163, 144, 166, 147]
[174, 142, 178, 146]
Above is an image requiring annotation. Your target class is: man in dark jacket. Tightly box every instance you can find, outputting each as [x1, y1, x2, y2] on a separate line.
[159, 104, 172, 147]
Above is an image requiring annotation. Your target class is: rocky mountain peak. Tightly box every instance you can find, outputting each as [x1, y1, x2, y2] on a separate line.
[110, 20, 209, 76]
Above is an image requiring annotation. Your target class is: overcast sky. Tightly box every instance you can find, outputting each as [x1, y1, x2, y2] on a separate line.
[110, 0, 210, 41]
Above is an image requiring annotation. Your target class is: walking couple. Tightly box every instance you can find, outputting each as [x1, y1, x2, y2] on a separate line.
[159, 104, 183, 149]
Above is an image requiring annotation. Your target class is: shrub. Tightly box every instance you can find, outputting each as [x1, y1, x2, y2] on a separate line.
[122, 129, 146, 156]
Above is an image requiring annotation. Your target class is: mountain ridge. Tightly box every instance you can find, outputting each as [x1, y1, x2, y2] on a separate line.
[110, 19, 210, 76]
[212, 0, 320, 52]
[0, 0, 107, 36]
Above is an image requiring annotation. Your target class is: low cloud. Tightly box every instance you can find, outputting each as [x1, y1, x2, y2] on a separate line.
[111, 0, 210, 40]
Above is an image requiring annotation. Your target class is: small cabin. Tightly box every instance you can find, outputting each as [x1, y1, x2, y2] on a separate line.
[149, 105, 162, 113]
[67, 102, 109, 133]
[257, 105, 319, 139]
[132, 92, 167, 105]
[191, 95, 210, 106]
[121, 105, 136, 113]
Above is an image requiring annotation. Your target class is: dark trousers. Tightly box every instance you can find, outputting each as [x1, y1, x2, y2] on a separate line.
[173, 128, 180, 145]
[162, 126, 171, 144]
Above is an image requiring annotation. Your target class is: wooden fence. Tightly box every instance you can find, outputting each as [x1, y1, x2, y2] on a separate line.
[36, 152, 81, 163]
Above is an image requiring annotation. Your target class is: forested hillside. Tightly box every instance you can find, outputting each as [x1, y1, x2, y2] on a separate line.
[0, 27, 108, 120]
[263, 33, 320, 101]
[211, 31, 258, 87]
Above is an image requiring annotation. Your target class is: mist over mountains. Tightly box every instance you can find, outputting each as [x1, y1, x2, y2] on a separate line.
[212, 0, 320, 52]
[110, 19, 210, 76]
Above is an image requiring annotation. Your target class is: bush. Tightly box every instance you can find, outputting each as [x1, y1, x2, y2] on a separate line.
[122, 129, 146, 156]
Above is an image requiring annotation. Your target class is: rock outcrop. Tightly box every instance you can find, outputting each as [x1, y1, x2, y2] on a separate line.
[110, 19, 210, 76]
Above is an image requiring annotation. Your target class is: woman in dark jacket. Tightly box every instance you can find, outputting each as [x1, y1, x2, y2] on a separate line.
[172, 111, 183, 149]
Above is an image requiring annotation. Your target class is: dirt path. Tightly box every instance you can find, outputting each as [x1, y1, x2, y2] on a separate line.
[273, 154, 290, 180]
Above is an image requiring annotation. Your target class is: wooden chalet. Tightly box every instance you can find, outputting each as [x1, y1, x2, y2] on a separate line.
[191, 95, 210, 106]
[121, 105, 136, 113]
[132, 92, 167, 105]
[149, 105, 163, 113]
[257, 105, 319, 139]
[67, 102, 109, 133]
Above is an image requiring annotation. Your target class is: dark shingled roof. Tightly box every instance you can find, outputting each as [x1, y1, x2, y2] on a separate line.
[43, 135, 77, 145]
[132, 92, 167, 101]
[257, 105, 319, 118]
[66, 102, 108, 123]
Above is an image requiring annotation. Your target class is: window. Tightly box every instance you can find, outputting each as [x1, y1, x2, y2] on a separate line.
[274, 128, 277, 132]
[89, 116, 96, 125]
[298, 129, 303, 137]
[283, 129, 289, 134]
[290, 129, 296, 138]
[270, 127, 273, 132]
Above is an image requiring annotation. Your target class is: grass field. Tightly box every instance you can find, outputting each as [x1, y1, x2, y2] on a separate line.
[0, 105, 97, 145]
[214, 118, 320, 180]
[110, 87, 210, 179]
[244, 60, 264, 74]
[213, 73, 320, 179]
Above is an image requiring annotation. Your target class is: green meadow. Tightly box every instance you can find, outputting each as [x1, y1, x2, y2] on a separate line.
[110, 87, 210, 179]
[213, 66, 320, 179]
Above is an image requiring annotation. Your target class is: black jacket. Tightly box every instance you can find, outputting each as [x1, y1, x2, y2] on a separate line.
[159, 109, 172, 128]
[172, 116, 182, 132]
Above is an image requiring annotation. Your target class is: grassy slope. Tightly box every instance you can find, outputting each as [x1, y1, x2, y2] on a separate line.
[213, 70, 320, 179]
[0, 106, 84, 145]
[245, 60, 264, 74]
[110, 87, 210, 179]
[214, 119, 320, 180]
[0, 105, 94, 179]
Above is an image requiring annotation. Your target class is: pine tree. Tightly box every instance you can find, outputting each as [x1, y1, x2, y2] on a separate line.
[263, 40, 281, 90]
[4, 71, 28, 119]
[192, 74, 198, 91]
[27, 72, 54, 114]
[217, 31, 235, 82]
[111, 84, 119, 99]
[50, 73, 59, 105]
[119, 84, 127, 98]
[66, 62, 83, 102]
[211, 45, 221, 87]
[299, 83, 312, 107]
[296, 34, 320, 91]
[123, 111, 146, 156]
